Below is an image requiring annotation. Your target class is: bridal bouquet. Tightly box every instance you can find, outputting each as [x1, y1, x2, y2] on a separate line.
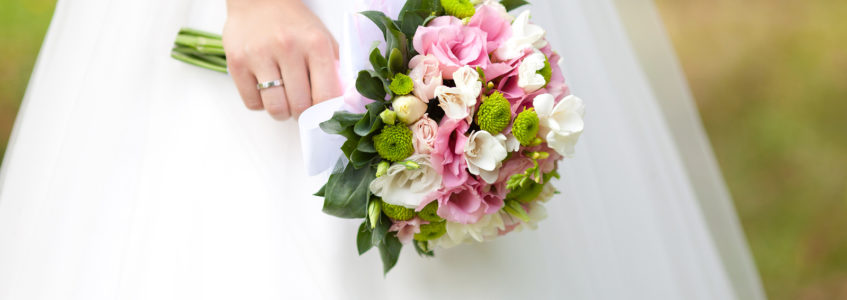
[316, 0, 584, 273]
[172, 0, 585, 274]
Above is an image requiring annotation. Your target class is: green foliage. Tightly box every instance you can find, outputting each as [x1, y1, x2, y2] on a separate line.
[357, 221, 374, 254]
[476, 92, 512, 133]
[503, 199, 530, 222]
[417, 201, 444, 222]
[356, 70, 388, 101]
[499, 0, 529, 11]
[321, 159, 376, 219]
[512, 108, 540, 146]
[374, 124, 415, 162]
[414, 240, 435, 257]
[382, 202, 416, 221]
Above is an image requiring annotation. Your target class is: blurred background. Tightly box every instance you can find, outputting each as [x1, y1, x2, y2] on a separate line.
[1, 0, 845, 299]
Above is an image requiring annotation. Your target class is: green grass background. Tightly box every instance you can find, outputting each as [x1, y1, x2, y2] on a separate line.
[1, 0, 845, 298]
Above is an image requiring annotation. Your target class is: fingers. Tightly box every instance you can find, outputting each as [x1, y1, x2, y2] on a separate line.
[253, 62, 291, 120]
[307, 36, 343, 105]
[228, 54, 263, 110]
[277, 51, 312, 119]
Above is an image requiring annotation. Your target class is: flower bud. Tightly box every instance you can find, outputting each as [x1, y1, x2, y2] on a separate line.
[392, 95, 428, 124]
[376, 161, 390, 177]
[379, 109, 397, 125]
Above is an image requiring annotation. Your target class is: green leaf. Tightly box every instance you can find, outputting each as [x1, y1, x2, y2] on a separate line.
[354, 113, 373, 136]
[350, 150, 376, 169]
[360, 11, 396, 38]
[398, 9, 427, 39]
[388, 48, 407, 76]
[357, 221, 374, 255]
[414, 240, 434, 257]
[322, 159, 376, 218]
[340, 133, 361, 160]
[500, 0, 529, 11]
[378, 233, 403, 274]
[314, 184, 327, 197]
[503, 199, 531, 222]
[371, 214, 391, 246]
[368, 44, 391, 78]
[356, 70, 388, 101]
[385, 27, 409, 62]
[320, 111, 364, 134]
[357, 135, 376, 153]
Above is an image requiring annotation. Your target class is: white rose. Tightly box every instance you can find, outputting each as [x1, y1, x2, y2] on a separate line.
[517, 51, 547, 93]
[369, 154, 442, 208]
[464, 131, 508, 184]
[435, 66, 482, 121]
[495, 10, 547, 60]
[392, 95, 428, 124]
[432, 213, 506, 249]
[533, 94, 585, 157]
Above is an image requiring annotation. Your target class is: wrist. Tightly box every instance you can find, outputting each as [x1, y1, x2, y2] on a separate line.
[226, 0, 303, 15]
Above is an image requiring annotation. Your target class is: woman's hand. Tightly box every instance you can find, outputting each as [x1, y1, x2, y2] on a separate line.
[223, 0, 342, 120]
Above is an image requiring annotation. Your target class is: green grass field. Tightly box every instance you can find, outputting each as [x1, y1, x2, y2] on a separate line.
[2, 0, 845, 298]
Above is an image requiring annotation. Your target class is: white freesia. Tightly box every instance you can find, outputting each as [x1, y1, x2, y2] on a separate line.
[517, 51, 547, 93]
[369, 154, 442, 208]
[392, 95, 428, 124]
[432, 213, 506, 248]
[435, 66, 482, 120]
[495, 10, 547, 60]
[504, 132, 520, 152]
[452, 65, 482, 98]
[533, 94, 585, 157]
[464, 131, 508, 184]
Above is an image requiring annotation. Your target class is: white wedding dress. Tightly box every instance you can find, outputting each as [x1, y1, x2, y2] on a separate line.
[0, 0, 764, 299]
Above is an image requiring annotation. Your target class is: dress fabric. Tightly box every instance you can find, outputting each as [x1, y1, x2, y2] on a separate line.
[0, 0, 764, 299]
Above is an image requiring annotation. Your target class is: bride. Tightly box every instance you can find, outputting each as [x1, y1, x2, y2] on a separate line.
[0, 0, 764, 299]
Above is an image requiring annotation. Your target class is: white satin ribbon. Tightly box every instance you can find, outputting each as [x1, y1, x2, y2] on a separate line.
[298, 97, 348, 175]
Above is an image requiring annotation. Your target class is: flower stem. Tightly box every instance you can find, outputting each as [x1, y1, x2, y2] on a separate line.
[170, 51, 227, 73]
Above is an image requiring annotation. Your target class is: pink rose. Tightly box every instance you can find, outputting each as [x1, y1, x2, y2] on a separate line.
[408, 54, 443, 102]
[413, 16, 490, 79]
[411, 114, 438, 154]
[433, 177, 484, 224]
[430, 118, 470, 189]
[431, 176, 503, 224]
[468, 4, 512, 51]
[389, 217, 428, 244]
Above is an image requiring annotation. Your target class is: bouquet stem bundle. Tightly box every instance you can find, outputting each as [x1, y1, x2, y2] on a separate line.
[171, 28, 228, 73]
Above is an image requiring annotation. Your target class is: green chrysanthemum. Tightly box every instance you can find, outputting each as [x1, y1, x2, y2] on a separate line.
[512, 108, 540, 146]
[414, 221, 447, 241]
[538, 56, 552, 86]
[382, 202, 416, 221]
[476, 92, 512, 133]
[512, 108, 539, 146]
[389, 73, 414, 95]
[374, 124, 415, 162]
[441, 0, 476, 19]
[417, 201, 444, 222]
